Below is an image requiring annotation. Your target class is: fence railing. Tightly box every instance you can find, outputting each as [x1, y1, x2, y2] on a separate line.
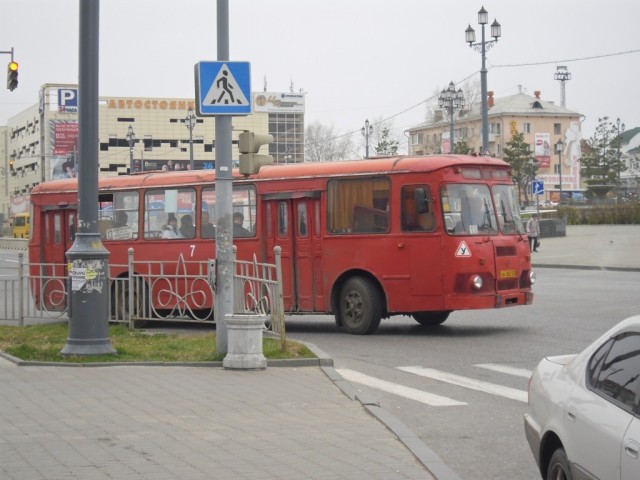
[0, 248, 285, 340]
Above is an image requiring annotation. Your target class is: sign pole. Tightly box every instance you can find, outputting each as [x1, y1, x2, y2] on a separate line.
[214, 0, 233, 355]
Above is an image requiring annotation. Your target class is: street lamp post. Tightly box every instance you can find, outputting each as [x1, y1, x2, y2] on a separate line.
[465, 6, 501, 155]
[438, 81, 465, 154]
[616, 117, 625, 192]
[185, 107, 197, 170]
[361, 119, 373, 159]
[126, 125, 136, 172]
[556, 139, 564, 204]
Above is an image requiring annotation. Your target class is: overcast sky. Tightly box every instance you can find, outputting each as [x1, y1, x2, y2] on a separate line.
[2, 0, 639, 147]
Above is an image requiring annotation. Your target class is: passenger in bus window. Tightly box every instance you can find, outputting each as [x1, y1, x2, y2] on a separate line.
[298, 211, 308, 236]
[201, 211, 215, 238]
[233, 212, 251, 237]
[162, 213, 181, 239]
[179, 214, 195, 239]
[114, 211, 128, 228]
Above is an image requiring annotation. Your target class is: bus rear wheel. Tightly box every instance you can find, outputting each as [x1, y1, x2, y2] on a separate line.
[413, 311, 451, 326]
[338, 277, 382, 335]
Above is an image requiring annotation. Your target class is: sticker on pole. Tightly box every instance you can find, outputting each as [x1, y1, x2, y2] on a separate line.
[455, 241, 471, 257]
[195, 61, 251, 116]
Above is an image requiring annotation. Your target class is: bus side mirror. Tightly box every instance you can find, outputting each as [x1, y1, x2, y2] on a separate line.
[414, 187, 429, 214]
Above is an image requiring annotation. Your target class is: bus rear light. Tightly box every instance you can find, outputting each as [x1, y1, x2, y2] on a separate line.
[471, 274, 483, 290]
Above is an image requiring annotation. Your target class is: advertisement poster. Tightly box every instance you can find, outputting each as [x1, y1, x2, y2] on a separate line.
[50, 121, 79, 179]
[534, 133, 551, 168]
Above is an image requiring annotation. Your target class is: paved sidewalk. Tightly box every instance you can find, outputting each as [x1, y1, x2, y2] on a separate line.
[533, 224, 640, 271]
[0, 352, 449, 480]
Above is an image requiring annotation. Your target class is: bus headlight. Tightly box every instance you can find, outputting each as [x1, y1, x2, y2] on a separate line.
[529, 270, 536, 285]
[471, 275, 483, 290]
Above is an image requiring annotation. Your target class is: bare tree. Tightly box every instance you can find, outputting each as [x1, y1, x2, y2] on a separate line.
[304, 122, 355, 162]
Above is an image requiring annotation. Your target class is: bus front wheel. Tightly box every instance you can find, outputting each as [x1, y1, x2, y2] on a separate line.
[338, 277, 382, 335]
[413, 311, 451, 326]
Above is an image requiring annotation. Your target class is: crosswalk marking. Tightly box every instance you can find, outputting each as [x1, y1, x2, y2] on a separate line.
[398, 366, 528, 403]
[336, 368, 466, 407]
[474, 363, 532, 378]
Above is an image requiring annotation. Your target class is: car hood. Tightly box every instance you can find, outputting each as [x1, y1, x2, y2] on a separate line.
[544, 354, 578, 366]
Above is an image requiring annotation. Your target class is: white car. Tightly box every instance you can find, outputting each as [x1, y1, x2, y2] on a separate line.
[524, 315, 640, 479]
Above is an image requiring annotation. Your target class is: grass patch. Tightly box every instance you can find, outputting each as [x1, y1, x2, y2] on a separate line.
[0, 322, 315, 363]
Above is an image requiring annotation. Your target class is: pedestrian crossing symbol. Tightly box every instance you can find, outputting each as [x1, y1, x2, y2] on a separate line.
[195, 61, 251, 116]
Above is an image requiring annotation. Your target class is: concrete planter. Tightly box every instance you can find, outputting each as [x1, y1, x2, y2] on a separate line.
[223, 313, 267, 370]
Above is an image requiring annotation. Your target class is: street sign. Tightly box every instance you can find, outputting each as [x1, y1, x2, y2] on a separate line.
[195, 61, 251, 116]
[532, 180, 544, 196]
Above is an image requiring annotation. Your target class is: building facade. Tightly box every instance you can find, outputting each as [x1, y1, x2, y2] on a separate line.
[406, 90, 583, 203]
[0, 84, 305, 219]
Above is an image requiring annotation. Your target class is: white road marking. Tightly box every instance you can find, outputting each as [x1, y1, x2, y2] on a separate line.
[398, 366, 528, 403]
[474, 363, 532, 378]
[336, 368, 466, 407]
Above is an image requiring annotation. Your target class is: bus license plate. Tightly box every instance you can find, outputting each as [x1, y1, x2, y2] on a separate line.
[500, 269, 517, 279]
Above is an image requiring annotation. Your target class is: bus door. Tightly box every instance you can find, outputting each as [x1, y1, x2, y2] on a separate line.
[262, 192, 323, 312]
[39, 208, 76, 310]
[42, 208, 76, 265]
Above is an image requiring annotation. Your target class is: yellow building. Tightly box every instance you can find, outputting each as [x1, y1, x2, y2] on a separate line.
[0, 84, 305, 220]
[406, 89, 584, 202]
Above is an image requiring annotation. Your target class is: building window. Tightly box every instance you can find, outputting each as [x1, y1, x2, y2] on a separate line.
[523, 122, 531, 133]
[490, 123, 501, 134]
[411, 133, 423, 145]
[554, 123, 561, 134]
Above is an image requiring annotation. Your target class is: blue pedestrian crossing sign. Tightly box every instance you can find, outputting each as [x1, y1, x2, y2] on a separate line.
[532, 180, 544, 196]
[195, 61, 251, 116]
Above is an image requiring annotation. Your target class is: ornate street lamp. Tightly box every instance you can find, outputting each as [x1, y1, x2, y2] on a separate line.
[465, 6, 501, 155]
[126, 125, 137, 172]
[361, 119, 373, 159]
[438, 81, 465, 154]
[556, 139, 564, 204]
[185, 107, 197, 170]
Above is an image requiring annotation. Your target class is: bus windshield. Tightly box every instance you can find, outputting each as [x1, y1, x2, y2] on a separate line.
[492, 184, 525, 234]
[441, 183, 524, 236]
[442, 184, 497, 235]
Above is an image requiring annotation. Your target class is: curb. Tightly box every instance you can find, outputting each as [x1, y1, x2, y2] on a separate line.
[533, 263, 640, 272]
[321, 363, 462, 480]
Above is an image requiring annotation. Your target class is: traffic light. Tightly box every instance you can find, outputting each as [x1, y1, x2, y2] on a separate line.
[6, 61, 18, 91]
[238, 131, 274, 175]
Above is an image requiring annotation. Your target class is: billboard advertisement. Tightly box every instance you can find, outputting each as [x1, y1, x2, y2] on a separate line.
[49, 121, 79, 179]
[534, 133, 551, 168]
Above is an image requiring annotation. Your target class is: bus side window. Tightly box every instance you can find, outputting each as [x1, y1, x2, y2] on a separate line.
[402, 185, 435, 232]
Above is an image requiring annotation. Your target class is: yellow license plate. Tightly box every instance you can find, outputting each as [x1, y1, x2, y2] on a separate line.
[500, 269, 517, 279]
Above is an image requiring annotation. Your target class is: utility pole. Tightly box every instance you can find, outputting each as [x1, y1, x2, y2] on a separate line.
[62, 0, 115, 356]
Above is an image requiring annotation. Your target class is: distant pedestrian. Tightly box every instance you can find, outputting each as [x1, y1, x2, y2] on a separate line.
[527, 214, 540, 252]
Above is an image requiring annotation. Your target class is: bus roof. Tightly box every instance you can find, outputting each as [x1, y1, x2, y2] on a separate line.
[30, 154, 510, 195]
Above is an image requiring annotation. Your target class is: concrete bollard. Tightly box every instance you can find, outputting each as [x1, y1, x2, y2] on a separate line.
[223, 313, 267, 370]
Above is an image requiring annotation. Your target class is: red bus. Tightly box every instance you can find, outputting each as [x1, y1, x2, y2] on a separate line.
[28, 155, 535, 334]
